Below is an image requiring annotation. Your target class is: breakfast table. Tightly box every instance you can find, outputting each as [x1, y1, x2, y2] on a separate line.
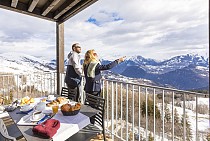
[7, 97, 99, 141]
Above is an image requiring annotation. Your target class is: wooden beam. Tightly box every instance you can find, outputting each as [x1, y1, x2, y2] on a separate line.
[28, 0, 39, 12]
[53, 0, 80, 19]
[0, 0, 55, 22]
[41, 0, 60, 16]
[56, 22, 64, 95]
[11, 0, 18, 8]
[58, 0, 98, 23]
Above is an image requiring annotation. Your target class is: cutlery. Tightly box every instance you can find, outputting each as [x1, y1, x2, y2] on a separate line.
[37, 115, 50, 124]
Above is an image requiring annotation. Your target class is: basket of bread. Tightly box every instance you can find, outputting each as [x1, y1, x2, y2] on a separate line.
[61, 103, 81, 116]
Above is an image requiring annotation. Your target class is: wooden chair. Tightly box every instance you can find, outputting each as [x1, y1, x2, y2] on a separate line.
[0, 118, 16, 141]
[67, 93, 106, 141]
[61, 87, 77, 101]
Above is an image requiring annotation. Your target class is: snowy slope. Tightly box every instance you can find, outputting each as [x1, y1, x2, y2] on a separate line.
[0, 52, 54, 74]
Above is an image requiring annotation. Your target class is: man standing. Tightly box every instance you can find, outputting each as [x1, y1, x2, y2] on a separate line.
[64, 43, 83, 102]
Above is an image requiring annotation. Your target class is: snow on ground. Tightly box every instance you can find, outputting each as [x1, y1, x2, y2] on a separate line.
[158, 97, 209, 140]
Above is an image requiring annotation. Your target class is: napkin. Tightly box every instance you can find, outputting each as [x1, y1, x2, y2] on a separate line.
[32, 119, 60, 138]
[16, 108, 33, 114]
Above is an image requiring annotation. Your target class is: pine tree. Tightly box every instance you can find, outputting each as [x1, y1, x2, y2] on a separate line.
[181, 113, 192, 141]
[164, 103, 171, 123]
[174, 108, 182, 138]
[141, 99, 161, 119]
[148, 132, 154, 141]
[174, 108, 179, 124]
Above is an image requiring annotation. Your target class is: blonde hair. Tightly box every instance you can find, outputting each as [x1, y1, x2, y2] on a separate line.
[83, 49, 98, 67]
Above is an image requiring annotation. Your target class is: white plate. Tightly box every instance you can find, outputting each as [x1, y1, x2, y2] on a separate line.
[30, 113, 45, 122]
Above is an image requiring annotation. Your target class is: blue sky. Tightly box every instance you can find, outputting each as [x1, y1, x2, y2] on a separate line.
[0, 0, 209, 61]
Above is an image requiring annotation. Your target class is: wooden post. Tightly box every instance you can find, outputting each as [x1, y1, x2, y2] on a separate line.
[56, 22, 64, 95]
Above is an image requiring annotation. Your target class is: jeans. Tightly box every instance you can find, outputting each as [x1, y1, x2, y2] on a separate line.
[66, 84, 80, 102]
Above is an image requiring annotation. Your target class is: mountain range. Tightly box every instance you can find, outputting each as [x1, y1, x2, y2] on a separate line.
[102, 54, 209, 90]
[0, 52, 209, 90]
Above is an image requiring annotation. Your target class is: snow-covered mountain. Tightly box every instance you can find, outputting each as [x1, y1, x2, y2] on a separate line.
[0, 52, 54, 74]
[103, 54, 209, 90]
[110, 54, 209, 74]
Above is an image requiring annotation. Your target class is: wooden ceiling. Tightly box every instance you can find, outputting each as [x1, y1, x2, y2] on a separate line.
[0, 0, 98, 23]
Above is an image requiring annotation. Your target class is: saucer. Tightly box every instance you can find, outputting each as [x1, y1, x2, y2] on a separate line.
[20, 105, 33, 112]
[30, 113, 45, 122]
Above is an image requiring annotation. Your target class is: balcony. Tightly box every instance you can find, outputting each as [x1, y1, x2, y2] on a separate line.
[0, 72, 209, 141]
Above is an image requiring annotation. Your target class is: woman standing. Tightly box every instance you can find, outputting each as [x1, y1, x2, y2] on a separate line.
[83, 49, 125, 96]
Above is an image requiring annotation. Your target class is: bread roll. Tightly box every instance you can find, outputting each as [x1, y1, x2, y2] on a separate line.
[61, 104, 71, 112]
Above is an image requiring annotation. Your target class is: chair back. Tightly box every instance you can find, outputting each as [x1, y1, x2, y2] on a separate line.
[61, 87, 68, 98]
[0, 119, 16, 141]
[61, 87, 77, 101]
[84, 93, 105, 130]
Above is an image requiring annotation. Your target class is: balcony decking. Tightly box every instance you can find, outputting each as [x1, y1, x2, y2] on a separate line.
[0, 72, 209, 141]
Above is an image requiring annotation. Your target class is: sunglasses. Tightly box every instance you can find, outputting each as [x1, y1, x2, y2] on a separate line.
[75, 46, 81, 48]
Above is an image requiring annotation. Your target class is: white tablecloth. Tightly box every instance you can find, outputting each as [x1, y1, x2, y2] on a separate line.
[52, 111, 90, 141]
[0, 111, 9, 118]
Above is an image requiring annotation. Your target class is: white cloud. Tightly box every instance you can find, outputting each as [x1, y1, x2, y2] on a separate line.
[0, 0, 208, 61]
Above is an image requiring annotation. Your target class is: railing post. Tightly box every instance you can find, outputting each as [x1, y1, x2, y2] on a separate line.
[146, 87, 148, 141]
[172, 91, 174, 141]
[3, 76, 5, 98]
[132, 85, 134, 141]
[102, 80, 105, 98]
[106, 81, 109, 130]
[183, 93, 186, 141]
[162, 90, 165, 141]
[29, 74, 31, 96]
[138, 86, 141, 141]
[120, 83, 123, 140]
[153, 88, 156, 140]
[115, 82, 118, 137]
[126, 84, 128, 141]
[111, 82, 114, 140]
[16, 75, 19, 99]
[196, 95, 198, 140]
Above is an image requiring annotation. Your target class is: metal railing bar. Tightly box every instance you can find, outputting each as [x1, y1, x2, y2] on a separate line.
[126, 84, 128, 141]
[132, 85, 134, 141]
[120, 83, 123, 140]
[162, 90, 165, 141]
[172, 91, 174, 141]
[154, 88, 156, 140]
[101, 78, 206, 96]
[115, 82, 118, 136]
[106, 81, 109, 130]
[183, 93, 186, 141]
[111, 81, 114, 140]
[138, 86, 141, 141]
[196, 95, 198, 141]
[146, 87, 148, 141]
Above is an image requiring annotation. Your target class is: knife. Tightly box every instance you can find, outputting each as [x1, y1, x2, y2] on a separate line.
[37, 113, 55, 124]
